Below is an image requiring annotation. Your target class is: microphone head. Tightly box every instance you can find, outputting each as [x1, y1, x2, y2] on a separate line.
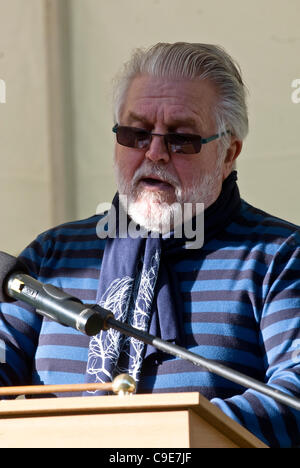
[0, 251, 29, 302]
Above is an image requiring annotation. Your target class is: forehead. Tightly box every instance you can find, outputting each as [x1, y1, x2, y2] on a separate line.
[120, 74, 219, 130]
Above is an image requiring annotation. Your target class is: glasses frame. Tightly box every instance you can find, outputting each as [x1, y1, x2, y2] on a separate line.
[112, 124, 231, 155]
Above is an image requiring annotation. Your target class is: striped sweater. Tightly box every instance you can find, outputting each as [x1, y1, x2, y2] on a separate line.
[0, 199, 300, 447]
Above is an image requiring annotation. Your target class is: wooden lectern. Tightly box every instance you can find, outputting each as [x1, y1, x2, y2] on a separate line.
[0, 391, 267, 448]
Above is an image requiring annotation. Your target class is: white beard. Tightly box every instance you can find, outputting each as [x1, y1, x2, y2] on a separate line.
[114, 160, 222, 234]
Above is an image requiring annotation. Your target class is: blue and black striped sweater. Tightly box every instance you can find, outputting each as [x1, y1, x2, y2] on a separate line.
[0, 199, 300, 447]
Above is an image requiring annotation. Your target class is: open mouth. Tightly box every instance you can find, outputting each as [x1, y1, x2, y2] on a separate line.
[140, 177, 173, 189]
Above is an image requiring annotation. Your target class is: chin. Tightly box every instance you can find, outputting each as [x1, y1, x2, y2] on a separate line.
[127, 191, 180, 234]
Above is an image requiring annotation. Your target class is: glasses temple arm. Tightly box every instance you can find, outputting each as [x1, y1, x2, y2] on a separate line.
[202, 130, 232, 145]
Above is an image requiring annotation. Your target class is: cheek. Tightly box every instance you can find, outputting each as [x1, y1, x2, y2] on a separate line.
[171, 158, 201, 188]
[115, 146, 144, 180]
[172, 145, 222, 187]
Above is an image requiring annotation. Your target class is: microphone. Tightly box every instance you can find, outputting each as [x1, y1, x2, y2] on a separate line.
[0, 252, 112, 336]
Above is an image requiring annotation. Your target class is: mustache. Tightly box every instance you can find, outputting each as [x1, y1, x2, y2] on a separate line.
[132, 163, 181, 188]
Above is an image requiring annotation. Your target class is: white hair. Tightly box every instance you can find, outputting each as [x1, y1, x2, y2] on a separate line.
[112, 42, 249, 156]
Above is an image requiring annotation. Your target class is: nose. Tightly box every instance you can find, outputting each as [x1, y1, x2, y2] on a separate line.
[145, 134, 170, 163]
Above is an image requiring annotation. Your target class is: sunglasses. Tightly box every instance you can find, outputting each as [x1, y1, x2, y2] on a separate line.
[112, 124, 230, 155]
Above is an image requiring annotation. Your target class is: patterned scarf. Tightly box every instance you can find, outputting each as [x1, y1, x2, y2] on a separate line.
[84, 171, 241, 394]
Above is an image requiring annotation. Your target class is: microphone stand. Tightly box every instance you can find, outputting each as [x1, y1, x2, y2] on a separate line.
[92, 304, 300, 412]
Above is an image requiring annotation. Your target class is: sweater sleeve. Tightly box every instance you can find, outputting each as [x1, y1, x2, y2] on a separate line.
[0, 233, 53, 389]
[211, 232, 300, 448]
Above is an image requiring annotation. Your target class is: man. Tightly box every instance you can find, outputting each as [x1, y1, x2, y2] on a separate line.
[0, 42, 300, 447]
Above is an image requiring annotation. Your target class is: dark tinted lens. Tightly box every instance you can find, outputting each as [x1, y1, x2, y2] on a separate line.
[117, 127, 151, 149]
[166, 133, 202, 154]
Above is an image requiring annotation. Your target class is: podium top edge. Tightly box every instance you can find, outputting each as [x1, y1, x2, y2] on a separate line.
[0, 392, 202, 416]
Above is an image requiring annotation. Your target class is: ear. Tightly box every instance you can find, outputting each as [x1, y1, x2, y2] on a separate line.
[222, 138, 243, 180]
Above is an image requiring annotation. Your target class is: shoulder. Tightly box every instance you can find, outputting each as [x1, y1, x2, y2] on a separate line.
[239, 200, 300, 243]
[37, 213, 104, 240]
[232, 200, 300, 264]
[18, 214, 108, 277]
